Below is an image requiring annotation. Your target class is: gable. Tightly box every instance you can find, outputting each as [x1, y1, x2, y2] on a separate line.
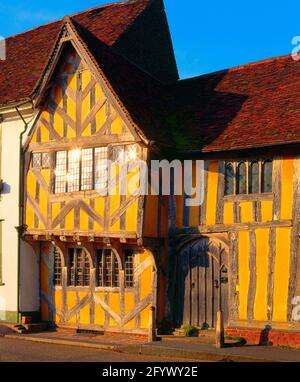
[28, 45, 137, 148]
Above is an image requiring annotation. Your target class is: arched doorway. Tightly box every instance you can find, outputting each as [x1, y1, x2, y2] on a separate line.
[172, 235, 229, 329]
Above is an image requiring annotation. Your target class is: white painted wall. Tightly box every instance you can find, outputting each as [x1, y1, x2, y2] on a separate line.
[0, 113, 39, 319]
[20, 240, 40, 312]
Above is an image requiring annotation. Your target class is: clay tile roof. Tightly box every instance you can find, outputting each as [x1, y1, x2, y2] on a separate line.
[0, 0, 151, 106]
[71, 19, 172, 147]
[169, 54, 300, 153]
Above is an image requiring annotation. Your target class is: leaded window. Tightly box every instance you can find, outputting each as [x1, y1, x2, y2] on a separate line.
[53, 247, 62, 286]
[81, 148, 93, 191]
[224, 159, 273, 196]
[68, 248, 90, 287]
[250, 161, 259, 194]
[67, 150, 81, 192]
[125, 250, 135, 288]
[97, 249, 119, 288]
[32, 152, 50, 169]
[55, 151, 67, 193]
[225, 163, 234, 196]
[237, 162, 246, 194]
[262, 160, 273, 193]
[94, 147, 108, 191]
[53, 145, 139, 194]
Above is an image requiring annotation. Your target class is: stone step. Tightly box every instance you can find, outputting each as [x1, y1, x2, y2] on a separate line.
[3, 322, 49, 334]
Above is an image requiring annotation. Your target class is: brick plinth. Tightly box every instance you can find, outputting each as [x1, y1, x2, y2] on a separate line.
[226, 327, 300, 348]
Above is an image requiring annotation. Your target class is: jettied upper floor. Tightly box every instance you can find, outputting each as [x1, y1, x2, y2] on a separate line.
[23, 15, 171, 243]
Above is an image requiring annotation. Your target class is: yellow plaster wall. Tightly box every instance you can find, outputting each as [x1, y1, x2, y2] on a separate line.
[253, 228, 269, 321]
[272, 227, 291, 322]
[238, 231, 250, 320]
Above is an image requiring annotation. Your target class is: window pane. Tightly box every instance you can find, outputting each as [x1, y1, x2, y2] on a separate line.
[69, 248, 76, 286]
[32, 153, 42, 168]
[67, 150, 80, 192]
[104, 250, 112, 287]
[76, 249, 84, 286]
[112, 145, 125, 163]
[55, 151, 67, 193]
[237, 162, 246, 194]
[125, 145, 138, 162]
[83, 251, 90, 287]
[262, 160, 273, 193]
[113, 254, 119, 288]
[53, 247, 62, 286]
[81, 148, 93, 191]
[42, 153, 50, 169]
[250, 162, 259, 194]
[94, 147, 108, 191]
[97, 250, 104, 287]
[125, 250, 134, 288]
[225, 163, 234, 195]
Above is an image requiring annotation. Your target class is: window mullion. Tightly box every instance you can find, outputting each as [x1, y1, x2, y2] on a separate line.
[259, 161, 262, 193]
[92, 148, 95, 190]
[74, 248, 78, 286]
[234, 162, 237, 195]
[82, 250, 85, 286]
[79, 151, 82, 191]
[102, 250, 105, 288]
[246, 161, 249, 195]
[66, 150, 69, 193]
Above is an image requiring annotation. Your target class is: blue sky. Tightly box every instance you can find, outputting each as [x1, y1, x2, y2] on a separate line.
[0, 0, 299, 78]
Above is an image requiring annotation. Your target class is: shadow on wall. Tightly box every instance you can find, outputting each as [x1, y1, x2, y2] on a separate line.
[259, 325, 272, 345]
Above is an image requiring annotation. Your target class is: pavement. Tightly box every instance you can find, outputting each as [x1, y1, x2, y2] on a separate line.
[2, 327, 300, 362]
[0, 337, 203, 362]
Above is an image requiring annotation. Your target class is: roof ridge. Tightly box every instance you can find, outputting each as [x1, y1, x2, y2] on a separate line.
[3, 0, 144, 41]
[179, 52, 294, 83]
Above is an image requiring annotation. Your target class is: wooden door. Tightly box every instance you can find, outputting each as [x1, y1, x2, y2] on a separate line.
[172, 237, 229, 329]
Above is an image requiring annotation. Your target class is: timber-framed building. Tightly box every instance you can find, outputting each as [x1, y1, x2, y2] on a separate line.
[1, 0, 300, 345]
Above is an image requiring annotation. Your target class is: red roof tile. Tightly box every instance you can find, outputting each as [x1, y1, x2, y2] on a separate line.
[71, 19, 172, 147]
[169, 54, 300, 153]
[0, 0, 150, 106]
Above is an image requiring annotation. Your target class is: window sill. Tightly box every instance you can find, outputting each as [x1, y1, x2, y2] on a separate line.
[95, 287, 120, 293]
[49, 189, 107, 202]
[224, 193, 273, 202]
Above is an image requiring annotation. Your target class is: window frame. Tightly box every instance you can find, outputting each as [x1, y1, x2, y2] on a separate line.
[53, 247, 63, 287]
[224, 159, 273, 198]
[32, 152, 51, 170]
[68, 248, 91, 288]
[124, 249, 135, 289]
[96, 248, 120, 290]
[52, 144, 139, 195]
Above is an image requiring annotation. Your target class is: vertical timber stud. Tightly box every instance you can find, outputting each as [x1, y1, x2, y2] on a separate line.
[234, 202, 241, 224]
[201, 161, 209, 226]
[148, 254, 158, 343]
[216, 248, 224, 349]
[216, 161, 225, 224]
[119, 269, 125, 326]
[90, 268, 96, 325]
[61, 266, 68, 323]
[273, 158, 282, 221]
[247, 229, 256, 321]
[288, 157, 300, 320]
[267, 228, 276, 321]
[229, 230, 239, 321]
